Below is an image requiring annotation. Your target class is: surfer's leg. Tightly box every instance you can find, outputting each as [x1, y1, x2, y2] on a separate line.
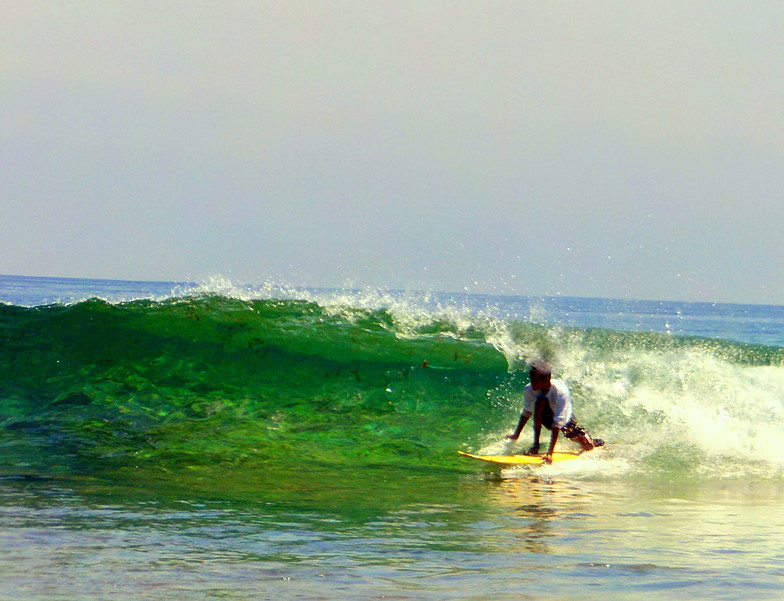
[562, 419, 603, 451]
[575, 433, 595, 451]
[525, 435, 540, 455]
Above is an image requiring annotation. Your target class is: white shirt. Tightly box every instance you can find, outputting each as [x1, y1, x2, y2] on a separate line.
[521, 378, 573, 429]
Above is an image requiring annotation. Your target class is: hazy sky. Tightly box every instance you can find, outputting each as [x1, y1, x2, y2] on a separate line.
[3, 2, 783, 304]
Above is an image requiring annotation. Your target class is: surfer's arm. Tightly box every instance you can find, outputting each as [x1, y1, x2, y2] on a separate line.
[543, 428, 559, 463]
[507, 411, 532, 439]
[509, 388, 536, 439]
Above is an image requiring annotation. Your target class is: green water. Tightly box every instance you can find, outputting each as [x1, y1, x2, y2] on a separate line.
[1, 296, 515, 479]
[4, 295, 784, 479]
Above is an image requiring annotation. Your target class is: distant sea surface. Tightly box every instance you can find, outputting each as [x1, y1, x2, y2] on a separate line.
[2, 274, 784, 600]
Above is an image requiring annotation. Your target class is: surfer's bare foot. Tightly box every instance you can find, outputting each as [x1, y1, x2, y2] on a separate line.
[524, 444, 540, 456]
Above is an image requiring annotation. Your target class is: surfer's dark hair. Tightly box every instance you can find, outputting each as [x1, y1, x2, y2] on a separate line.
[529, 361, 552, 378]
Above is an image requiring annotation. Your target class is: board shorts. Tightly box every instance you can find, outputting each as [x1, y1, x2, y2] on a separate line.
[536, 398, 589, 439]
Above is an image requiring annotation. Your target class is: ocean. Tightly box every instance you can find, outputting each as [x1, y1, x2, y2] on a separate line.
[2, 274, 784, 600]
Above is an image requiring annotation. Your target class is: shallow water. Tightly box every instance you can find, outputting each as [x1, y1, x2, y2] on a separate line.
[2, 465, 784, 600]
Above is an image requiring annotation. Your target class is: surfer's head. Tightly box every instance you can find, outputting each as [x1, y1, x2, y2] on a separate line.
[529, 361, 552, 392]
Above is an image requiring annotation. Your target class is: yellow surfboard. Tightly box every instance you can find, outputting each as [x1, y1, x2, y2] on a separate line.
[458, 449, 587, 466]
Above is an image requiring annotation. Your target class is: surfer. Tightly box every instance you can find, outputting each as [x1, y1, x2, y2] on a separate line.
[506, 362, 603, 463]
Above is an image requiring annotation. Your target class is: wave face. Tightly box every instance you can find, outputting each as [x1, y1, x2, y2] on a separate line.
[2, 292, 784, 480]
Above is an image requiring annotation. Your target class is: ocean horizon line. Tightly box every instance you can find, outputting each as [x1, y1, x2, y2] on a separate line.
[2, 272, 781, 309]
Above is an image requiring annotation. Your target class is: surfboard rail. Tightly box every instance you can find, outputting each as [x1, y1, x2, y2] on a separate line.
[458, 449, 590, 466]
